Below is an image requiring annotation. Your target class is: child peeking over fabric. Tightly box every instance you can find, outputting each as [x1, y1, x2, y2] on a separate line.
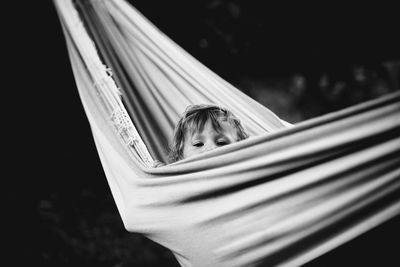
[152, 104, 249, 167]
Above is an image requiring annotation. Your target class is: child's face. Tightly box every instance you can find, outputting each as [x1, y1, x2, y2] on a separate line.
[182, 119, 238, 159]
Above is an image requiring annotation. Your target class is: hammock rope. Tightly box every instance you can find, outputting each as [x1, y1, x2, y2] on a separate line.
[54, 0, 400, 266]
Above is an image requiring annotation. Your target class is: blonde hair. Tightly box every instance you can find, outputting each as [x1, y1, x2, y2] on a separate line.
[169, 104, 249, 162]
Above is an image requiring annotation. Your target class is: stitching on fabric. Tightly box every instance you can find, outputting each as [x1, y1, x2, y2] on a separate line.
[110, 106, 153, 166]
[111, 107, 139, 145]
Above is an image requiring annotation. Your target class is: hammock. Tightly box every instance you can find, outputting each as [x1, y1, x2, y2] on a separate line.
[54, 0, 400, 266]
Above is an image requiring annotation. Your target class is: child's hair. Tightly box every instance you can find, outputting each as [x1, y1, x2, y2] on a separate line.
[168, 104, 249, 162]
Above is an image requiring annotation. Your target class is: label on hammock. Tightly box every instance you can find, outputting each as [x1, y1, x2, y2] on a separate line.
[111, 106, 153, 165]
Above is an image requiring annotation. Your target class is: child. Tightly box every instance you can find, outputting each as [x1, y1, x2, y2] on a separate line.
[168, 104, 249, 163]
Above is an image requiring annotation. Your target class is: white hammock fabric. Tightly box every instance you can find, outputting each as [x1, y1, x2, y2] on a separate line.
[54, 0, 400, 266]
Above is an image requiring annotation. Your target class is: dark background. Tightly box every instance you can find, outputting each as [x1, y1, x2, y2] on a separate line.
[5, 0, 399, 266]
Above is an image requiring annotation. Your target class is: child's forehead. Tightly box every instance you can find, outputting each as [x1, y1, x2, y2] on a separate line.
[185, 118, 233, 136]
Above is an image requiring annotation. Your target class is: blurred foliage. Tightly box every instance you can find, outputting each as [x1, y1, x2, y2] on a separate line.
[10, 0, 399, 266]
[36, 195, 177, 267]
[239, 62, 399, 123]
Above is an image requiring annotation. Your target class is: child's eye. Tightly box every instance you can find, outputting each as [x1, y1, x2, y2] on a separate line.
[193, 142, 203, 147]
[217, 140, 229, 146]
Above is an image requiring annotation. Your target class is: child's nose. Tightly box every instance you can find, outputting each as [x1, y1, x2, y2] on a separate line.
[203, 143, 217, 152]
